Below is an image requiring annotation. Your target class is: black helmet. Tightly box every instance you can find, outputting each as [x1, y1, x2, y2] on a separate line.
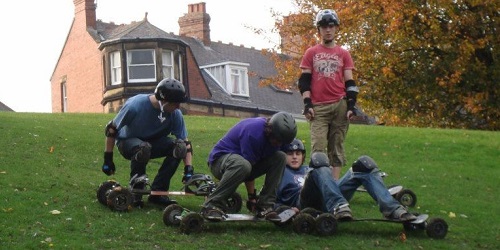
[315, 9, 340, 27]
[269, 112, 297, 144]
[282, 138, 306, 153]
[309, 152, 330, 169]
[155, 78, 187, 103]
[352, 155, 378, 172]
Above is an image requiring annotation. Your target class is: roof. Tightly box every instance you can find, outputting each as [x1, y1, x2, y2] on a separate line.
[0, 101, 14, 112]
[92, 18, 303, 116]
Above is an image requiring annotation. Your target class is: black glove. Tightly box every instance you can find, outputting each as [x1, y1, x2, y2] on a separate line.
[303, 98, 313, 116]
[102, 152, 115, 176]
[246, 189, 258, 212]
[182, 165, 194, 183]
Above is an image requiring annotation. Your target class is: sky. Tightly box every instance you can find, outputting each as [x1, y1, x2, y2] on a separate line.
[0, 0, 297, 113]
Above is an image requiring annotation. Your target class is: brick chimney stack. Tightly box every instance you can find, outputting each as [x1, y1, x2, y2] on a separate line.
[280, 14, 304, 58]
[178, 2, 211, 46]
[73, 0, 97, 29]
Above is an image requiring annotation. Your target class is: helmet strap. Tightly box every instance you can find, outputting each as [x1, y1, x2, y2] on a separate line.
[158, 101, 166, 123]
[323, 39, 334, 45]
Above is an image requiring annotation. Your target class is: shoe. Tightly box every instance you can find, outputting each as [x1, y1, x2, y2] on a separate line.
[387, 208, 417, 221]
[200, 205, 225, 221]
[256, 207, 281, 222]
[333, 204, 353, 221]
[132, 195, 144, 208]
[147, 195, 177, 206]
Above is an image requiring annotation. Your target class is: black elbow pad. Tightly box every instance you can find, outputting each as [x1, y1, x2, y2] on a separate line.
[298, 73, 312, 94]
[345, 80, 359, 99]
[105, 120, 117, 138]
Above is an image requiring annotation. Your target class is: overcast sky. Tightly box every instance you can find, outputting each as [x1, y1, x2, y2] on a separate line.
[0, 0, 297, 112]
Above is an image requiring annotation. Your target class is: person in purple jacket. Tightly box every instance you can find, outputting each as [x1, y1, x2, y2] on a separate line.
[201, 112, 297, 222]
[101, 78, 194, 208]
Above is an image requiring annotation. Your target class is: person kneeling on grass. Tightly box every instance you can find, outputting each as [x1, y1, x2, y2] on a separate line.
[201, 112, 297, 222]
[276, 139, 416, 221]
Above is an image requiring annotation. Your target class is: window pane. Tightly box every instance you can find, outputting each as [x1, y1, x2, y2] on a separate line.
[110, 52, 122, 85]
[129, 65, 155, 79]
[130, 50, 154, 64]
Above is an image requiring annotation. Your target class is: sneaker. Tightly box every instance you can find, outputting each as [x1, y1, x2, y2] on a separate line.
[387, 208, 417, 221]
[256, 207, 281, 222]
[333, 204, 353, 221]
[200, 205, 225, 221]
[147, 195, 177, 206]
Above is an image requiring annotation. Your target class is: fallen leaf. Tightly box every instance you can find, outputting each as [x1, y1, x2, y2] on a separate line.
[50, 210, 61, 215]
[448, 212, 456, 218]
[49, 146, 54, 153]
[399, 232, 407, 242]
[3, 208, 14, 213]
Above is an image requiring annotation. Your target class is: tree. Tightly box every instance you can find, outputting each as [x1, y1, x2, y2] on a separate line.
[263, 0, 499, 130]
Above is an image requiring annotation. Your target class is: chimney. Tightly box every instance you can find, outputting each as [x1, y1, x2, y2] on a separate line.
[178, 2, 211, 46]
[73, 0, 97, 29]
[279, 14, 304, 58]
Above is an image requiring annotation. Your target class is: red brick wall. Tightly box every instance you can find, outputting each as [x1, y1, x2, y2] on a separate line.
[51, 1, 103, 113]
[185, 47, 210, 99]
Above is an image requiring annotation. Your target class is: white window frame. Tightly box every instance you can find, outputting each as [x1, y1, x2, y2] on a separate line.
[201, 61, 249, 97]
[110, 51, 122, 85]
[62, 82, 68, 113]
[126, 49, 156, 83]
[161, 50, 174, 79]
[229, 66, 248, 96]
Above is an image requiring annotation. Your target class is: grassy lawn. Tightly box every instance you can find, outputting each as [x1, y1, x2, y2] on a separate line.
[0, 112, 499, 249]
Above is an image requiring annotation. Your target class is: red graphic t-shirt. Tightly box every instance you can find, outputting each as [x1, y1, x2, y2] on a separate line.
[300, 44, 355, 104]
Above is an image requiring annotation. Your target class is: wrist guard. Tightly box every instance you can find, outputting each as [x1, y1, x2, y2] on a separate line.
[345, 80, 359, 111]
[104, 151, 113, 162]
[303, 98, 313, 116]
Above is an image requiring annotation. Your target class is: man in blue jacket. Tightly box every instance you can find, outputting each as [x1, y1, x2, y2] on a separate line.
[101, 78, 194, 207]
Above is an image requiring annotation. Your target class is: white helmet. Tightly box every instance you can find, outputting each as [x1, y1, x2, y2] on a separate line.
[315, 9, 340, 27]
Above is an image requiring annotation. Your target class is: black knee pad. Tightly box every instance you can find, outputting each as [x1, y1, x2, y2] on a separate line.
[133, 142, 152, 163]
[352, 155, 377, 173]
[172, 139, 187, 159]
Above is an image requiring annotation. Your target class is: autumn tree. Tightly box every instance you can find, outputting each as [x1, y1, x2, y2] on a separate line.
[263, 0, 499, 130]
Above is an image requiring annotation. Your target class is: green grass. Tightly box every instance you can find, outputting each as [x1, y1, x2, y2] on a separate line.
[1, 112, 499, 249]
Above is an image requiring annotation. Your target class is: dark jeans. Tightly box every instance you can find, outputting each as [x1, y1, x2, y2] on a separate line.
[117, 137, 181, 191]
[205, 151, 286, 211]
[300, 166, 348, 212]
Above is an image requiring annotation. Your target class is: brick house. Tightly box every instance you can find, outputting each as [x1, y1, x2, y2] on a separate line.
[50, 0, 303, 118]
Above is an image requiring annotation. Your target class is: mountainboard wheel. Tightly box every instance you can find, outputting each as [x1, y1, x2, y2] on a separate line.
[163, 204, 184, 226]
[426, 218, 448, 239]
[292, 213, 316, 234]
[300, 207, 322, 217]
[315, 213, 337, 236]
[106, 186, 133, 212]
[180, 212, 204, 234]
[97, 180, 119, 206]
[225, 192, 242, 213]
[395, 189, 417, 207]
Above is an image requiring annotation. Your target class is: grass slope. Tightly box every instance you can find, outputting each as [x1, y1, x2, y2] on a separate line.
[0, 112, 499, 249]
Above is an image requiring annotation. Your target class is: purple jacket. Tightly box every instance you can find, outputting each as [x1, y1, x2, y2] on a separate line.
[208, 117, 279, 165]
